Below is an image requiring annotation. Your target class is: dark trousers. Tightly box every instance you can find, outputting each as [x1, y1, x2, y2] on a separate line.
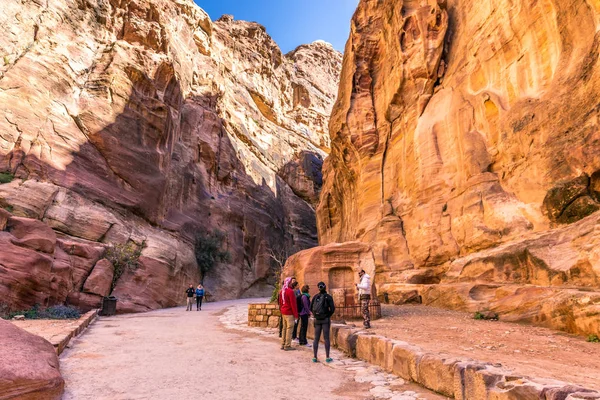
[313, 320, 330, 359]
[278, 316, 283, 337]
[292, 318, 299, 339]
[299, 315, 309, 345]
[196, 296, 203, 310]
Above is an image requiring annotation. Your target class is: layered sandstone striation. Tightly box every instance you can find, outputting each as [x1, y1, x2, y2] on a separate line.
[0, 0, 341, 312]
[286, 0, 600, 335]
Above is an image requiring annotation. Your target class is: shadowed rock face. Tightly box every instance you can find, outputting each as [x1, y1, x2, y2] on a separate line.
[285, 0, 600, 336]
[0, 0, 341, 311]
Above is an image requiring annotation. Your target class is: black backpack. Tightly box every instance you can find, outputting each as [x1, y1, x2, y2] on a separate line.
[296, 293, 304, 314]
[312, 293, 331, 320]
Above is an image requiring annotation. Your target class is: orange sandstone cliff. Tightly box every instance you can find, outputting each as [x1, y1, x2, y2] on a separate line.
[285, 0, 600, 336]
[0, 0, 341, 312]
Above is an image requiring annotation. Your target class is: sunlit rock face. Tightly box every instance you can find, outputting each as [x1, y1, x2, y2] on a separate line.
[286, 0, 600, 336]
[0, 0, 341, 311]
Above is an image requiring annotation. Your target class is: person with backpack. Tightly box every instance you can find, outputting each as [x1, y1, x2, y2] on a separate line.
[298, 285, 311, 347]
[278, 277, 299, 351]
[310, 281, 335, 363]
[195, 284, 205, 311]
[355, 269, 372, 329]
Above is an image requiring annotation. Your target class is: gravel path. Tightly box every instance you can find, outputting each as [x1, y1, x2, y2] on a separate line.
[60, 299, 446, 400]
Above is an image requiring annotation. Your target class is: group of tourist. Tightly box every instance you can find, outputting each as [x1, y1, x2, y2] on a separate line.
[277, 269, 372, 363]
[185, 284, 205, 311]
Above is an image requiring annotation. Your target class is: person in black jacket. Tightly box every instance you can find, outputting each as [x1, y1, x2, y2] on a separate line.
[310, 281, 335, 363]
[185, 284, 195, 311]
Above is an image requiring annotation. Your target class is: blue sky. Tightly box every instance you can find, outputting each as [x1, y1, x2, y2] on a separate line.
[195, 0, 359, 53]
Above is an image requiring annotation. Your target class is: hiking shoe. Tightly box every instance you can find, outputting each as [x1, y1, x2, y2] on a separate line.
[284, 347, 297, 351]
[325, 358, 333, 363]
[304, 344, 312, 348]
[280, 346, 285, 350]
[312, 358, 318, 363]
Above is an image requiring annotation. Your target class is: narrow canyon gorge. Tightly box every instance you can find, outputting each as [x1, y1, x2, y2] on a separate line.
[1, 0, 600, 339]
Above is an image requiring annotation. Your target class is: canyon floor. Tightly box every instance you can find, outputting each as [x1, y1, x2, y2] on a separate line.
[58, 299, 446, 400]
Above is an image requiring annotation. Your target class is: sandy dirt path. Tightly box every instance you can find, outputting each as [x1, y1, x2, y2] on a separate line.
[60, 299, 445, 400]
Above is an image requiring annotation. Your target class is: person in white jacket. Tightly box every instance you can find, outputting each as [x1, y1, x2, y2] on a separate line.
[355, 269, 372, 328]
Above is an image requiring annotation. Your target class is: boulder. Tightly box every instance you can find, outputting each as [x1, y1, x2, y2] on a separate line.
[82, 259, 114, 297]
[0, 319, 64, 399]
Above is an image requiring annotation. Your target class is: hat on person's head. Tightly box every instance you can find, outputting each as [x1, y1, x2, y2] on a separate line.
[317, 281, 326, 290]
[358, 269, 365, 275]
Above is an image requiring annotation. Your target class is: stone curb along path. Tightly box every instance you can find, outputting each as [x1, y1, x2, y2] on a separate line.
[304, 321, 600, 400]
[54, 310, 98, 355]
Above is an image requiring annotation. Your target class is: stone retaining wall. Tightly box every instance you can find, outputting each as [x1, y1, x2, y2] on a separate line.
[55, 310, 98, 355]
[306, 321, 600, 400]
[247, 303, 280, 328]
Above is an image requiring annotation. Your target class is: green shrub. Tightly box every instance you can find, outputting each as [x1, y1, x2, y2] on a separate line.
[1, 304, 81, 320]
[194, 229, 230, 283]
[474, 310, 498, 320]
[1, 204, 13, 213]
[0, 172, 14, 184]
[588, 334, 600, 343]
[269, 280, 280, 303]
[45, 305, 81, 319]
[105, 241, 145, 292]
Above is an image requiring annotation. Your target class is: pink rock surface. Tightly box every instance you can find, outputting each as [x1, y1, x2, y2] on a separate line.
[0, 319, 64, 399]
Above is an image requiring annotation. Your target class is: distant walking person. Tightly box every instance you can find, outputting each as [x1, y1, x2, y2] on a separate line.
[355, 269, 372, 328]
[185, 284, 195, 311]
[310, 282, 335, 363]
[195, 284, 205, 311]
[298, 285, 311, 347]
[278, 277, 299, 351]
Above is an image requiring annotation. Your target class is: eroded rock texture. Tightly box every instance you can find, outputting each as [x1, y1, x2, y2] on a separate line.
[0, 0, 341, 312]
[286, 0, 600, 336]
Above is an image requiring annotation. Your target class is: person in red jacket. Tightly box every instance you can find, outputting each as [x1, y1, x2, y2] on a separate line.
[278, 277, 299, 351]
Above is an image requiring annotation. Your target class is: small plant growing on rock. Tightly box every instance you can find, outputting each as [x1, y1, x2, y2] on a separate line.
[0, 172, 14, 184]
[3, 55, 9, 65]
[194, 229, 231, 284]
[588, 334, 600, 343]
[474, 310, 499, 321]
[106, 241, 145, 293]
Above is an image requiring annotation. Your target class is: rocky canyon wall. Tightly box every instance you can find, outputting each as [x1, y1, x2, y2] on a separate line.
[0, 0, 341, 312]
[286, 0, 600, 336]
